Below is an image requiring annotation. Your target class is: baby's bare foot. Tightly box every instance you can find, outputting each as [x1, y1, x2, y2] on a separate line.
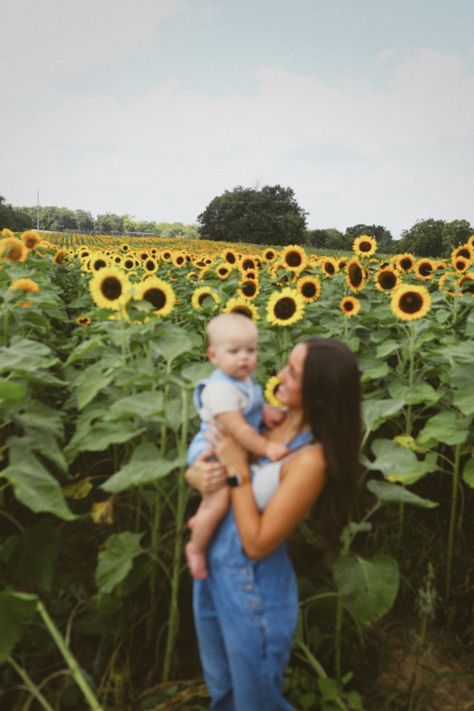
[185, 541, 208, 579]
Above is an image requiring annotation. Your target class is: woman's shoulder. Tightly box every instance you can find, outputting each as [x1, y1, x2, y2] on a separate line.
[282, 442, 325, 479]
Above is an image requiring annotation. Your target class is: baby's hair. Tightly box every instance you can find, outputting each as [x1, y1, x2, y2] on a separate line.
[206, 313, 257, 347]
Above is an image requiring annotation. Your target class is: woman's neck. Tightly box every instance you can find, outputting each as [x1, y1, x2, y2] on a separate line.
[268, 407, 308, 443]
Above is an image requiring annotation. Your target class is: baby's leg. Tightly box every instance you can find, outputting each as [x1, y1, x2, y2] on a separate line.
[186, 488, 230, 579]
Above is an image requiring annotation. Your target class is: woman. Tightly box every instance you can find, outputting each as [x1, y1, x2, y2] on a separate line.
[186, 337, 362, 710]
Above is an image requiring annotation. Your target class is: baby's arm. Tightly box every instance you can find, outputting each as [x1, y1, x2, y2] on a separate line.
[216, 411, 288, 461]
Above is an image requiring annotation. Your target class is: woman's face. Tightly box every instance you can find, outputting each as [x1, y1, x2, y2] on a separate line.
[277, 343, 307, 408]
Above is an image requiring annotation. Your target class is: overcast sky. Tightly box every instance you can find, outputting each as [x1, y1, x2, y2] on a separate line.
[1, 0, 474, 238]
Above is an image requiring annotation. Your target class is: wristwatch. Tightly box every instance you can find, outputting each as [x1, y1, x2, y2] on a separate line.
[227, 471, 250, 487]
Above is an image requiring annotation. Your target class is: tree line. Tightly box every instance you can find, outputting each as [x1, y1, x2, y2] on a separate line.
[2, 188, 472, 257]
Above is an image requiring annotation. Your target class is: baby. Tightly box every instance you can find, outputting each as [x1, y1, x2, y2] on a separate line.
[186, 313, 287, 579]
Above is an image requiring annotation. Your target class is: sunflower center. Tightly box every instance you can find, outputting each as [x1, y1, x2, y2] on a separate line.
[400, 258, 412, 271]
[242, 259, 255, 270]
[225, 252, 236, 264]
[101, 277, 122, 300]
[145, 260, 155, 271]
[241, 282, 257, 297]
[419, 263, 432, 276]
[359, 241, 371, 252]
[230, 305, 252, 318]
[301, 282, 317, 297]
[399, 292, 422, 314]
[274, 297, 297, 320]
[324, 262, 335, 275]
[348, 263, 363, 286]
[94, 259, 107, 270]
[144, 288, 166, 310]
[198, 292, 213, 306]
[285, 251, 302, 267]
[343, 300, 354, 312]
[378, 271, 396, 289]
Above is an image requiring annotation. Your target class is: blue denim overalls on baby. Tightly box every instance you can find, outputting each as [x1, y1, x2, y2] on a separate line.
[187, 369, 264, 465]
[193, 430, 313, 711]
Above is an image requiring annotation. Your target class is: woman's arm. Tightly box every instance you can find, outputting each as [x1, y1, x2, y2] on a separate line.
[212, 432, 326, 559]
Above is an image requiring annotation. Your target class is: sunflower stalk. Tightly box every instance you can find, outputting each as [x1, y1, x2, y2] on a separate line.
[445, 443, 462, 602]
[8, 657, 55, 711]
[36, 601, 104, 711]
[161, 385, 189, 681]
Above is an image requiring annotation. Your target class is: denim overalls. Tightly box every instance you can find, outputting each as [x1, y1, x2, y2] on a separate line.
[187, 369, 264, 465]
[193, 430, 313, 711]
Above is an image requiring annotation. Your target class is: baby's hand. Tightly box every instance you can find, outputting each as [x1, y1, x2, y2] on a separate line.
[262, 404, 287, 429]
[264, 440, 289, 462]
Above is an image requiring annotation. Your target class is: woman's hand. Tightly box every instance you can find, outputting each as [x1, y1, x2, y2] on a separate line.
[207, 423, 249, 473]
[185, 449, 227, 496]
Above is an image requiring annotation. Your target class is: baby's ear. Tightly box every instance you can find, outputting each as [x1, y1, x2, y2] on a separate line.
[207, 346, 218, 365]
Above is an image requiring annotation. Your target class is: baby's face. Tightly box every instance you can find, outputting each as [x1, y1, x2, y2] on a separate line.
[208, 332, 258, 380]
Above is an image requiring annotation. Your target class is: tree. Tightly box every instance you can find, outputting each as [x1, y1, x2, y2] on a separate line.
[397, 219, 473, 257]
[306, 228, 346, 250]
[197, 185, 307, 245]
[96, 213, 125, 234]
[0, 195, 32, 231]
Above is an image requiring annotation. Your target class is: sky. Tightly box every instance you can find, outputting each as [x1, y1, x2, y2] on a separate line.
[1, 0, 474, 239]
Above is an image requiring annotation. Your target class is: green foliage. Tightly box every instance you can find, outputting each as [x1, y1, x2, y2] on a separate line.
[397, 218, 473, 257]
[198, 184, 307, 244]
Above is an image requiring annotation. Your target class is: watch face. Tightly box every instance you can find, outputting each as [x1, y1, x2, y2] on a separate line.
[227, 474, 240, 487]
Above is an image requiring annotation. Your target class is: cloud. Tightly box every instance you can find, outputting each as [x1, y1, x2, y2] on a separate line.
[2, 45, 473, 235]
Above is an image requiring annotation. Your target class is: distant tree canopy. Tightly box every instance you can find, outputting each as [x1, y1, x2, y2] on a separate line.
[306, 224, 394, 252]
[396, 219, 473, 257]
[198, 185, 307, 245]
[0, 195, 32, 231]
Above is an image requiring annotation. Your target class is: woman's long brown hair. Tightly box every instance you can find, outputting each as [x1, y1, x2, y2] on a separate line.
[301, 337, 362, 553]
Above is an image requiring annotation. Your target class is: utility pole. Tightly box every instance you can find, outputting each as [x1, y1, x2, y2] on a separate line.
[36, 189, 40, 230]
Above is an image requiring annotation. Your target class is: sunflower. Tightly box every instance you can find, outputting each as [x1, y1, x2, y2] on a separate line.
[452, 244, 473, 262]
[220, 248, 239, 266]
[339, 296, 361, 317]
[160, 250, 172, 261]
[191, 286, 221, 310]
[321, 256, 339, 277]
[395, 253, 415, 273]
[238, 280, 260, 300]
[143, 257, 158, 273]
[223, 297, 259, 321]
[0, 236, 27, 262]
[457, 273, 474, 296]
[215, 264, 232, 280]
[90, 255, 109, 272]
[467, 234, 474, 248]
[415, 259, 435, 280]
[186, 270, 200, 281]
[452, 256, 470, 273]
[171, 252, 187, 268]
[133, 277, 176, 316]
[10, 278, 40, 293]
[21, 230, 41, 250]
[52, 249, 67, 265]
[76, 315, 92, 327]
[353, 234, 377, 257]
[89, 267, 132, 310]
[264, 375, 283, 406]
[391, 284, 431, 321]
[345, 257, 366, 292]
[122, 256, 137, 271]
[280, 245, 308, 272]
[2, 228, 15, 239]
[262, 248, 278, 262]
[240, 255, 257, 272]
[241, 269, 257, 281]
[296, 275, 321, 303]
[266, 288, 305, 327]
[438, 273, 457, 296]
[120, 243, 131, 253]
[374, 267, 401, 292]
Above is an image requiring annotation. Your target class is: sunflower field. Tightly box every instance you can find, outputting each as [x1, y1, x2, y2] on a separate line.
[0, 227, 473, 710]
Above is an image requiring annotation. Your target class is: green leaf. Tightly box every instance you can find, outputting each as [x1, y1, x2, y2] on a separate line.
[0, 338, 58, 373]
[450, 364, 474, 416]
[151, 326, 197, 365]
[106, 391, 164, 421]
[164, 397, 185, 431]
[0, 379, 27, 409]
[367, 479, 438, 508]
[95, 531, 144, 595]
[366, 439, 438, 485]
[0, 590, 38, 664]
[16, 402, 67, 472]
[1, 439, 75, 520]
[362, 398, 404, 433]
[375, 339, 400, 358]
[417, 411, 471, 447]
[64, 336, 105, 366]
[333, 553, 399, 625]
[64, 420, 146, 458]
[73, 361, 116, 410]
[180, 361, 214, 384]
[388, 381, 441, 406]
[463, 458, 474, 488]
[101, 443, 185, 493]
[361, 361, 390, 382]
